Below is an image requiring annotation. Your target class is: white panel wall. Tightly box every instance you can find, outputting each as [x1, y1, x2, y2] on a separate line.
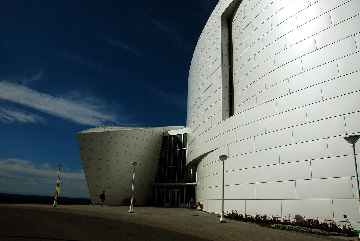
[246, 200, 282, 217]
[256, 181, 296, 200]
[77, 126, 182, 205]
[282, 199, 334, 220]
[188, 0, 360, 228]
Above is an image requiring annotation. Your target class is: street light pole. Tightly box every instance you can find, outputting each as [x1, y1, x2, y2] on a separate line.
[219, 155, 228, 223]
[129, 162, 138, 213]
[344, 135, 360, 236]
[53, 164, 63, 207]
[344, 135, 360, 200]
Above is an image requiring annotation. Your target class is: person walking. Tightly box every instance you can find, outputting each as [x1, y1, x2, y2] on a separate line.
[100, 191, 105, 206]
[189, 197, 195, 209]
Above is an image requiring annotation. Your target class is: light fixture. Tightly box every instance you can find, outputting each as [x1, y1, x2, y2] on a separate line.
[53, 164, 63, 207]
[343, 135, 360, 237]
[129, 162, 138, 213]
[219, 155, 228, 223]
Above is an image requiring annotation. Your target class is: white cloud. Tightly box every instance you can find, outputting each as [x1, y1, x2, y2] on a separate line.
[54, 52, 123, 75]
[22, 70, 43, 86]
[105, 37, 146, 58]
[0, 80, 119, 126]
[0, 107, 46, 124]
[0, 158, 89, 198]
[55, 52, 104, 70]
[150, 18, 192, 52]
[8, 70, 43, 86]
[42, 163, 50, 169]
[0, 159, 85, 180]
[144, 83, 187, 110]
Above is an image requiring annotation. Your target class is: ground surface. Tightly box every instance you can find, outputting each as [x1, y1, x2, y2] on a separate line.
[0, 204, 357, 241]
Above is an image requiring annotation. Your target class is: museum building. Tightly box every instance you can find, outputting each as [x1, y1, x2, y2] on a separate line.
[77, 0, 360, 229]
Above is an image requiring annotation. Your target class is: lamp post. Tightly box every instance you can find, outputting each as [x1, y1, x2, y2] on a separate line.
[129, 161, 138, 213]
[53, 164, 63, 207]
[344, 135, 360, 235]
[219, 155, 228, 223]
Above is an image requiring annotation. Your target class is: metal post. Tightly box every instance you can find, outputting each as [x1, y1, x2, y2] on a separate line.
[53, 164, 63, 207]
[129, 162, 138, 213]
[219, 155, 228, 223]
[344, 135, 360, 236]
[351, 143, 360, 201]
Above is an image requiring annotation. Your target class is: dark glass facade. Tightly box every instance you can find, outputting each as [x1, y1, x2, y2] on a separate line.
[154, 133, 197, 207]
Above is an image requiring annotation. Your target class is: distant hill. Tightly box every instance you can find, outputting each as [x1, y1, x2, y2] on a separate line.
[0, 193, 91, 205]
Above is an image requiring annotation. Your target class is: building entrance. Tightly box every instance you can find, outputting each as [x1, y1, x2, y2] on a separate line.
[170, 189, 180, 206]
[154, 185, 196, 207]
[156, 189, 166, 206]
[153, 133, 197, 207]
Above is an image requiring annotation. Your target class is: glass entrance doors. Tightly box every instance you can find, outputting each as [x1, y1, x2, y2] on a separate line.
[154, 185, 196, 207]
[156, 189, 166, 206]
[170, 189, 180, 206]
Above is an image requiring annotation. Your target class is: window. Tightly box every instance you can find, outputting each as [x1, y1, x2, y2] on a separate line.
[221, 0, 241, 120]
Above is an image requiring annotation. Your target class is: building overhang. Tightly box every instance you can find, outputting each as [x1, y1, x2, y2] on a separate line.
[187, 150, 214, 166]
[152, 183, 197, 186]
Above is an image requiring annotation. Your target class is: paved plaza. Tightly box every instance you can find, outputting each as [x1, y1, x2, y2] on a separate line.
[0, 204, 358, 241]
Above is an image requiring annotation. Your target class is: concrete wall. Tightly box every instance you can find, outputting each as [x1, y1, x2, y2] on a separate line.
[187, 0, 360, 228]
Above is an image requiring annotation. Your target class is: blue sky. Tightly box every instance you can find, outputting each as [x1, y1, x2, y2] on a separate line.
[0, 0, 218, 198]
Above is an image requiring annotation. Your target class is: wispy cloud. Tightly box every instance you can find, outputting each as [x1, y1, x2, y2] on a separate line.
[0, 159, 85, 180]
[0, 80, 119, 126]
[194, 0, 219, 11]
[144, 83, 187, 110]
[55, 52, 123, 75]
[105, 37, 146, 58]
[0, 107, 46, 124]
[55, 52, 104, 70]
[7, 70, 43, 87]
[0, 159, 88, 197]
[22, 70, 43, 86]
[149, 18, 193, 52]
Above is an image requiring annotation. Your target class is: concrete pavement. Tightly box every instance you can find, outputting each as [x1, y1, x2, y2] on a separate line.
[0, 204, 358, 241]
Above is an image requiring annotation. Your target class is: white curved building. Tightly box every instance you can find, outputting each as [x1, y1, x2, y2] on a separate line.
[77, 126, 185, 205]
[187, 0, 360, 229]
[77, 0, 360, 229]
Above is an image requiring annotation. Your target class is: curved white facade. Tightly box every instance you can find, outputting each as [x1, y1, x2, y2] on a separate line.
[187, 0, 360, 228]
[77, 126, 183, 205]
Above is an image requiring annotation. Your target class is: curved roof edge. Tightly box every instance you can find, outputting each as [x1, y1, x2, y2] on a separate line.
[77, 126, 185, 134]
